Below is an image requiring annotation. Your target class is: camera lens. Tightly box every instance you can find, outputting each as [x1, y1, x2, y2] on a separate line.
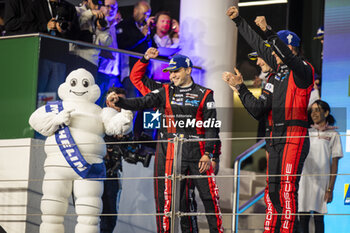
[59, 21, 69, 31]
[98, 18, 108, 28]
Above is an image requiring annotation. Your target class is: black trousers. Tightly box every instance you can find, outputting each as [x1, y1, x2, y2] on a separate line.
[154, 141, 223, 233]
[299, 212, 324, 233]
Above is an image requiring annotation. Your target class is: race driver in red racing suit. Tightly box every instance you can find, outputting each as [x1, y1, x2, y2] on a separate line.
[107, 54, 223, 233]
[129, 47, 222, 233]
[224, 6, 314, 233]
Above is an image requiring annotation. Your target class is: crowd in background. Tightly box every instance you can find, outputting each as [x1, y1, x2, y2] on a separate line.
[0, 1, 343, 233]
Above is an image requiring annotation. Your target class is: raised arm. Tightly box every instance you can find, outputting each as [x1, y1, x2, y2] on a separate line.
[226, 6, 278, 71]
[255, 16, 314, 88]
[130, 47, 164, 96]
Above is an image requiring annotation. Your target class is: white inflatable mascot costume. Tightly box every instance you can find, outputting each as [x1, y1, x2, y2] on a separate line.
[29, 68, 133, 233]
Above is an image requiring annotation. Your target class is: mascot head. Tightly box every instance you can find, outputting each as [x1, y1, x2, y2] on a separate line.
[58, 68, 100, 103]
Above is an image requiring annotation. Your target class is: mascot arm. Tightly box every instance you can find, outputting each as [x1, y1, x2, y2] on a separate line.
[29, 106, 74, 136]
[101, 107, 134, 136]
[120, 109, 134, 135]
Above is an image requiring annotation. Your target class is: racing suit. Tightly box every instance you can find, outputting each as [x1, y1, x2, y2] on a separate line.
[232, 16, 314, 233]
[114, 74, 223, 233]
[129, 58, 222, 232]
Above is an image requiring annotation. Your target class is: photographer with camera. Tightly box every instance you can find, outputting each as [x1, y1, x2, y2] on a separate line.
[71, 0, 115, 76]
[26, 0, 79, 39]
[25, 0, 80, 94]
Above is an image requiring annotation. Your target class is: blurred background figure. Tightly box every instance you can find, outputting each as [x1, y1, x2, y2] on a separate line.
[307, 25, 324, 108]
[26, 0, 79, 39]
[314, 26, 324, 45]
[30, 0, 80, 95]
[116, 0, 152, 55]
[151, 11, 179, 49]
[96, 0, 121, 106]
[116, 1, 153, 72]
[71, 0, 113, 76]
[115, 0, 153, 98]
[0, 4, 5, 36]
[3, 0, 32, 36]
[149, 11, 181, 81]
[298, 100, 343, 233]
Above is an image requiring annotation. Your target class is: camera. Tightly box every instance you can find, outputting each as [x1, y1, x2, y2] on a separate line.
[105, 133, 154, 176]
[54, 4, 70, 31]
[95, 16, 108, 29]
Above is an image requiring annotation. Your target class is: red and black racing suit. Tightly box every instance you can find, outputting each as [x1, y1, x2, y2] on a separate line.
[232, 16, 314, 233]
[130, 58, 221, 233]
[115, 74, 223, 233]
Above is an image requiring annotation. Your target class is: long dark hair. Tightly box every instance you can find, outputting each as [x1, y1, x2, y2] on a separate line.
[310, 99, 336, 126]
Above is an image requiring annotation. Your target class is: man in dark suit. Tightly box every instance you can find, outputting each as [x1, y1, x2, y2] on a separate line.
[3, 0, 32, 35]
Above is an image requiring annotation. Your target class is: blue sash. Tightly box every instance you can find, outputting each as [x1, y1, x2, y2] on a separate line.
[45, 101, 106, 179]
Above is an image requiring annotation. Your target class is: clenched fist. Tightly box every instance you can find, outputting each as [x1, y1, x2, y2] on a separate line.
[106, 92, 120, 110]
[255, 16, 268, 32]
[226, 6, 239, 20]
[144, 47, 159, 60]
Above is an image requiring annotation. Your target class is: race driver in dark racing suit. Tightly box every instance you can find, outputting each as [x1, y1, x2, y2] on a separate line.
[129, 47, 222, 233]
[224, 6, 314, 233]
[107, 54, 223, 233]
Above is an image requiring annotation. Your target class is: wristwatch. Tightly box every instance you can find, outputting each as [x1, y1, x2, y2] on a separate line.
[235, 83, 243, 91]
[204, 152, 213, 159]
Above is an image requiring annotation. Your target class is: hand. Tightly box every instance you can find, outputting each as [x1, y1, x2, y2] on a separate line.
[314, 79, 320, 90]
[96, 19, 105, 30]
[144, 47, 159, 60]
[211, 160, 219, 175]
[255, 16, 268, 32]
[172, 19, 180, 33]
[47, 18, 57, 31]
[253, 76, 262, 88]
[54, 109, 75, 126]
[198, 153, 211, 173]
[147, 16, 155, 27]
[91, 9, 104, 18]
[141, 24, 149, 36]
[226, 6, 239, 20]
[222, 67, 244, 92]
[55, 21, 68, 33]
[106, 92, 120, 109]
[115, 11, 123, 24]
[324, 189, 333, 203]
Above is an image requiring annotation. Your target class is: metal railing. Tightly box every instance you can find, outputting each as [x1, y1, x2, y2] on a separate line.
[0, 33, 204, 70]
[231, 139, 266, 233]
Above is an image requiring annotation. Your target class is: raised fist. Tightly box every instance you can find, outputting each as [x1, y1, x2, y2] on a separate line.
[106, 92, 120, 109]
[145, 47, 159, 60]
[255, 16, 268, 32]
[226, 6, 239, 20]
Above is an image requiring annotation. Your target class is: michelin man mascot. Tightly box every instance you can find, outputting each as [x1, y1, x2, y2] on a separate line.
[29, 68, 133, 233]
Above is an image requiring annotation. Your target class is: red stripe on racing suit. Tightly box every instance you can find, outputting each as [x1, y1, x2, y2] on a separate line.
[232, 15, 314, 233]
[117, 67, 223, 233]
